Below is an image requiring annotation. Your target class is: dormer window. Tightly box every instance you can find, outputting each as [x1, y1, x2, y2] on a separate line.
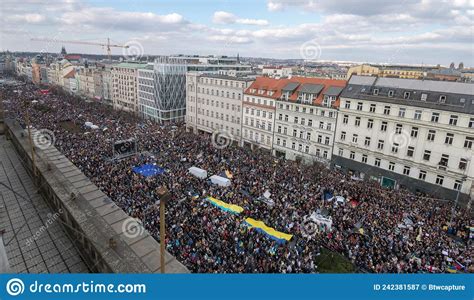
[403, 92, 410, 99]
[421, 93, 427, 101]
[373, 89, 379, 95]
[439, 95, 446, 103]
[388, 90, 394, 97]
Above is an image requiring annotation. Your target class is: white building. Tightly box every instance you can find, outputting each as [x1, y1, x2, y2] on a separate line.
[273, 77, 346, 164]
[185, 72, 254, 141]
[262, 66, 293, 79]
[333, 75, 474, 201]
[242, 77, 280, 150]
[112, 62, 148, 113]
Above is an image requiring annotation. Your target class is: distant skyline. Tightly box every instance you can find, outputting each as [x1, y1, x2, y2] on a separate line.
[1, 0, 473, 66]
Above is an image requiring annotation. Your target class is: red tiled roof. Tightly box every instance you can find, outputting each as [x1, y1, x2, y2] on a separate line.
[64, 54, 81, 60]
[244, 76, 346, 108]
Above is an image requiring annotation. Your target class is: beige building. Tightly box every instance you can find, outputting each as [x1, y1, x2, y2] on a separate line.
[185, 72, 254, 142]
[347, 64, 439, 79]
[112, 62, 148, 113]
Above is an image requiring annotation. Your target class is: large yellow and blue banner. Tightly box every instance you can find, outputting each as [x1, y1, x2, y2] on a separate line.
[206, 197, 244, 214]
[244, 218, 293, 244]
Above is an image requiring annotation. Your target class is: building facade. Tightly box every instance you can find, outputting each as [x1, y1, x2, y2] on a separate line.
[333, 75, 474, 201]
[273, 78, 346, 164]
[112, 62, 147, 113]
[185, 72, 254, 141]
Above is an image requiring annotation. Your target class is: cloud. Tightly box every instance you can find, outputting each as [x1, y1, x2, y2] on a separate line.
[212, 11, 268, 26]
[7, 13, 46, 23]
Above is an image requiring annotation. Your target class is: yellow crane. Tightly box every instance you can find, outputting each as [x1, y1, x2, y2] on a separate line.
[30, 37, 129, 60]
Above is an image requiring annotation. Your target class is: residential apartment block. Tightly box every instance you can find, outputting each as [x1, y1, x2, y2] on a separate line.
[185, 72, 254, 141]
[333, 75, 474, 200]
[112, 62, 147, 113]
[273, 78, 346, 163]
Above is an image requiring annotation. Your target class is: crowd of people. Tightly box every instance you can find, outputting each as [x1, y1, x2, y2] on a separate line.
[2, 80, 472, 273]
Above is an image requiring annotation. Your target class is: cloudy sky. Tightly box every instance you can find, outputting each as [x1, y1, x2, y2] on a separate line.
[1, 0, 473, 65]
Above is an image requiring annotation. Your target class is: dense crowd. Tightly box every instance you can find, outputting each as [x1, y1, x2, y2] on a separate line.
[2, 81, 472, 273]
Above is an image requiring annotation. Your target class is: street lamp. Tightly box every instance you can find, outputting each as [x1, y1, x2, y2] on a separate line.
[450, 158, 471, 224]
[156, 186, 171, 273]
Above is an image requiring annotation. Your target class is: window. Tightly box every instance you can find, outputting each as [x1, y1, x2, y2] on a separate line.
[439, 154, 449, 168]
[419, 170, 426, 180]
[299, 131, 304, 139]
[469, 118, 474, 128]
[308, 119, 313, 126]
[352, 134, 358, 143]
[392, 143, 399, 153]
[423, 150, 431, 161]
[449, 115, 458, 126]
[403, 92, 410, 99]
[338, 148, 344, 156]
[459, 158, 467, 170]
[318, 135, 322, 143]
[403, 166, 410, 175]
[355, 117, 361, 126]
[421, 93, 427, 101]
[445, 133, 454, 145]
[350, 151, 355, 159]
[294, 116, 298, 124]
[407, 146, 414, 157]
[343, 115, 348, 124]
[285, 115, 289, 121]
[383, 106, 391, 115]
[319, 121, 324, 129]
[357, 102, 363, 110]
[388, 162, 395, 171]
[398, 108, 406, 117]
[306, 132, 311, 141]
[377, 140, 384, 150]
[435, 175, 444, 186]
[364, 137, 371, 146]
[427, 130, 436, 141]
[410, 127, 418, 138]
[374, 158, 381, 167]
[381, 121, 387, 132]
[388, 90, 394, 97]
[369, 104, 376, 113]
[414, 110, 422, 120]
[373, 89, 379, 95]
[367, 119, 374, 129]
[340, 131, 346, 141]
[325, 137, 330, 145]
[431, 112, 439, 123]
[395, 124, 403, 134]
[464, 137, 473, 149]
[439, 95, 446, 103]
[301, 118, 305, 125]
[454, 180, 462, 191]
[362, 155, 368, 163]
[345, 101, 351, 109]
[292, 142, 296, 149]
[293, 129, 297, 137]
[305, 145, 310, 153]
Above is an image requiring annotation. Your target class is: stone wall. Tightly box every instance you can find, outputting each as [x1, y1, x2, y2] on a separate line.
[5, 120, 189, 273]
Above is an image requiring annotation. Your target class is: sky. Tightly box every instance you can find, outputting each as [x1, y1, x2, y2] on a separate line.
[0, 0, 473, 66]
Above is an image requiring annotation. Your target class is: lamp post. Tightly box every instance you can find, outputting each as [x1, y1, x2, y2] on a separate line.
[157, 186, 171, 273]
[23, 99, 37, 177]
[450, 158, 470, 224]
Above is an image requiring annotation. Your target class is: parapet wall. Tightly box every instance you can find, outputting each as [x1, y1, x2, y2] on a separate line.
[5, 120, 189, 273]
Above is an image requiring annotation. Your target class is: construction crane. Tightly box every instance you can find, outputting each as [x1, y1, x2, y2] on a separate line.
[30, 37, 129, 60]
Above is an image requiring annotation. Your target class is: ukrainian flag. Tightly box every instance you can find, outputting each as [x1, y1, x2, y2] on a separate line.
[206, 197, 243, 214]
[244, 218, 293, 244]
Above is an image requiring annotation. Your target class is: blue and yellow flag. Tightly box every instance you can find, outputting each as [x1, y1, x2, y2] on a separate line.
[244, 218, 293, 244]
[206, 197, 243, 214]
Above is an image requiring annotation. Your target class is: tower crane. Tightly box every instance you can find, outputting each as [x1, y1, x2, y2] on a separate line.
[30, 38, 129, 60]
